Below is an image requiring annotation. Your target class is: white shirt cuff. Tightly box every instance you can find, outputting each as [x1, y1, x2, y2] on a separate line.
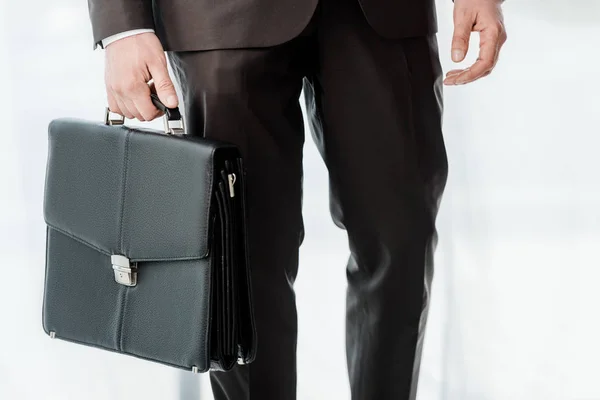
[101, 29, 155, 48]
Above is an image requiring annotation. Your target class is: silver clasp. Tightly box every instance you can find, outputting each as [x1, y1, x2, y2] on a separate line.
[163, 117, 185, 135]
[104, 108, 125, 126]
[111, 255, 137, 286]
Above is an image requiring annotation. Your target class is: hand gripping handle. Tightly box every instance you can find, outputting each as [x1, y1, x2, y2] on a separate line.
[104, 94, 185, 134]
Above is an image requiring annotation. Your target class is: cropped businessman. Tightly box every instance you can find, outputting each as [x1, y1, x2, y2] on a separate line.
[88, 0, 506, 398]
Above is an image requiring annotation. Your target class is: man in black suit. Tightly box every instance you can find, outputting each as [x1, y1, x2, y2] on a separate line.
[88, 0, 506, 398]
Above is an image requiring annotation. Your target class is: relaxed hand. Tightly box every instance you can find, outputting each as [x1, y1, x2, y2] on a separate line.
[444, 0, 507, 85]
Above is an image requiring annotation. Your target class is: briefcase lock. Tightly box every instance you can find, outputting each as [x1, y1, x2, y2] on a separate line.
[111, 255, 137, 287]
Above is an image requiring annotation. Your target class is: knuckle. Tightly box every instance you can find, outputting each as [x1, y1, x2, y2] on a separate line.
[145, 110, 161, 121]
[110, 83, 123, 94]
[133, 55, 149, 68]
[455, 7, 473, 20]
[155, 79, 174, 91]
[150, 54, 167, 69]
[134, 109, 146, 120]
[107, 76, 125, 92]
[481, 59, 494, 69]
[491, 23, 506, 39]
[489, 29, 501, 40]
[482, 64, 494, 73]
[139, 108, 156, 122]
[453, 32, 469, 42]
[113, 78, 138, 95]
[123, 80, 139, 93]
[107, 93, 117, 104]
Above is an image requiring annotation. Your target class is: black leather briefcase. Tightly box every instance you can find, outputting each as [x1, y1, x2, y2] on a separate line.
[42, 96, 256, 372]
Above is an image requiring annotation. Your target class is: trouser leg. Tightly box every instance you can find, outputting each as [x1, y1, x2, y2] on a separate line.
[168, 31, 312, 400]
[304, 0, 448, 398]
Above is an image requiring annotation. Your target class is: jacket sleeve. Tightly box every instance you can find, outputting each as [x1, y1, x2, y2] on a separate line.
[87, 0, 155, 49]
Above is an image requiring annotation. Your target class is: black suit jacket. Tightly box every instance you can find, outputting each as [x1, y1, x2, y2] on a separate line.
[88, 0, 437, 51]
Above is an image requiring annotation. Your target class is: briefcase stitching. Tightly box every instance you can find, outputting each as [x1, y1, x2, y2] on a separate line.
[202, 146, 217, 259]
[117, 130, 132, 253]
[116, 285, 129, 352]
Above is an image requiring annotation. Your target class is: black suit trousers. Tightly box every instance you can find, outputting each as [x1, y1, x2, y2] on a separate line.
[168, 0, 448, 398]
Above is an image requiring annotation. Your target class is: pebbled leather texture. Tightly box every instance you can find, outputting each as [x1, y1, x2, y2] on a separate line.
[42, 117, 257, 372]
[45, 119, 216, 261]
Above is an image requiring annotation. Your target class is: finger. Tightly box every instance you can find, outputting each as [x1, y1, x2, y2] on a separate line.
[445, 69, 465, 78]
[482, 24, 503, 67]
[148, 60, 179, 108]
[122, 96, 144, 121]
[447, 24, 500, 86]
[134, 96, 162, 121]
[110, 66, 154, 114]
[116, 78, 149, 121]
[115, 97, 134, 120]
[451, 57, 492, 85]
[451, 8, 474, 62]
[493, 28, 508, 68]
[444, 68, 470, 85]
[131, 84, 161, 121]
[107, 91, 122, 116]
[460, 28, 500, 84]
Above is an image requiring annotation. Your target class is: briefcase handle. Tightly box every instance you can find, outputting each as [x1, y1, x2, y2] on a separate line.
[104, 94, 185, 135]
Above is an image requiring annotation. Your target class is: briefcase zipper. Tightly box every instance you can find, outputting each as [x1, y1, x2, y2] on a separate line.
[228, 173, 236, 198]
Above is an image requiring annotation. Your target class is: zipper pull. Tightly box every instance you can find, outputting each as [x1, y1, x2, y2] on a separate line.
[228, 173, 236, 198]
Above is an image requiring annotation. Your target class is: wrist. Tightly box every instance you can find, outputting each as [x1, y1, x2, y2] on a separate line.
[102, 29, 156, 49]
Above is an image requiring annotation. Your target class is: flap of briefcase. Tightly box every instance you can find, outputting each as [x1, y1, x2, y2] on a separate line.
[44, 118, 225, 263]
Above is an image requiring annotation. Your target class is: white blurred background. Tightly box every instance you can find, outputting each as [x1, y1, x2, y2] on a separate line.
[1, 0, 599, 399]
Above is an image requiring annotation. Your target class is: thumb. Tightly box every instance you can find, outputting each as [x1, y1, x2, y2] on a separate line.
[149, 64, 179, 108]
[451, 13, 472, 63]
